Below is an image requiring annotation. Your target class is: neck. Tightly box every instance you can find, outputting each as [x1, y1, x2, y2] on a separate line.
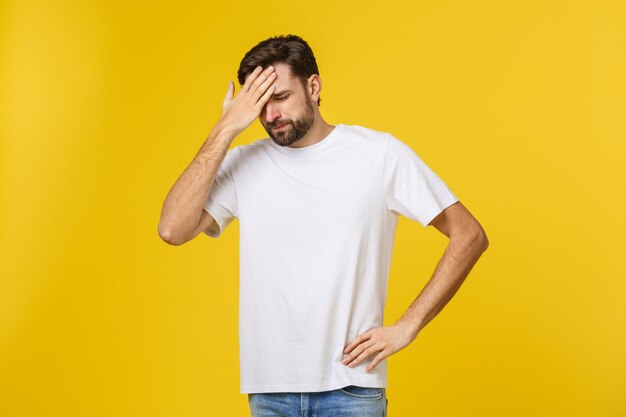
[287, 115, 335, 148]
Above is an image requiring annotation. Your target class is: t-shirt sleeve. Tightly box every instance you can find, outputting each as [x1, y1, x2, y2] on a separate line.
[383, 134, 459, 227]
[203, 146, 240, 238]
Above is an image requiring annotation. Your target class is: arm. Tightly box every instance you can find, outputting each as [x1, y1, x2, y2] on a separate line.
[342, 201, 488, 371]
[158, 123, 237, 246]
[394, 200, 489, 338]
[158, 65, 278, 245]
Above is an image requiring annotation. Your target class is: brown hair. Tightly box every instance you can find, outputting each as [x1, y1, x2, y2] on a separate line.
[237, 34, 322, 107]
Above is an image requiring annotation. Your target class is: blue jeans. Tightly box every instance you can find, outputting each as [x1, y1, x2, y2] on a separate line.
[248, 385, 388, 417]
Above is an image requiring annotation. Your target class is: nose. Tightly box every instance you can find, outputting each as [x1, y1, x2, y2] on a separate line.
[264, 102, 282, 124]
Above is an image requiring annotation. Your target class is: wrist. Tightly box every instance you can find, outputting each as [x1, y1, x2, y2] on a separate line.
[395, 316, 422, 338]
[214, 118, 240, 141]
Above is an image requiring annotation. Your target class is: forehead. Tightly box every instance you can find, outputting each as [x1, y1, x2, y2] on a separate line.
[246, 62, 299, 89]
[272, 64, 299, 95]
[271, 62, 296, 82]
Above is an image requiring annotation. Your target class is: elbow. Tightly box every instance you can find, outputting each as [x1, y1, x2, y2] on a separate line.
[158, 224, 186, 246]
[455, 226, 488, 253]
[476, 228, 489, 252]
[480, 233, 489, 252]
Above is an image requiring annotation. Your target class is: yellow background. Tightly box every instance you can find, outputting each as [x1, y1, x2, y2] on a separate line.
[2, 0, 625, 416]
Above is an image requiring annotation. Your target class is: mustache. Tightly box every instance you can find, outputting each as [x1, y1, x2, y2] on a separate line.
[269, 121, 290, 128]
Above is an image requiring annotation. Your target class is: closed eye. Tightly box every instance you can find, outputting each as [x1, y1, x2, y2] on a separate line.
[272, 89, 292, 101]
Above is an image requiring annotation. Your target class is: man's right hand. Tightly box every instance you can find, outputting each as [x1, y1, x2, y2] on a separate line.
[219, 65, 277, 136]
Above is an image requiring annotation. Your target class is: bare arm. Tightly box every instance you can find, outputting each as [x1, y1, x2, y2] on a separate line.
[395, 201, 489, 337]
[341, 201, 488, 372]
[158, 123, 237, 245]
[158, 65, 278, 245]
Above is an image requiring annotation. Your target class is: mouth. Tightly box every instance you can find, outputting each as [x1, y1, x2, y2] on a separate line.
[273, 123, 289, 130]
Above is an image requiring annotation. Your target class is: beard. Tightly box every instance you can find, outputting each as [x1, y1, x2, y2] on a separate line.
[264, 98, 315, 147]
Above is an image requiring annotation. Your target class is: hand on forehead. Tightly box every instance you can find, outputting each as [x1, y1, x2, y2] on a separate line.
[246, 62, 291, 84]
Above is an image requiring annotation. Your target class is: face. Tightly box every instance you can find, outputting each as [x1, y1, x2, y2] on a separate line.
[257, 63, 316, 147]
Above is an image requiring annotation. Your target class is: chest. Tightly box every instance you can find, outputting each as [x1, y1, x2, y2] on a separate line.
[236, 151, 385, 234]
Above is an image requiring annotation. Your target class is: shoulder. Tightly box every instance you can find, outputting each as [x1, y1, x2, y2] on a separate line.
[340, 123, 390, 141]
[340, 125, 423, 162]
[230, 139, 267, 161]
[336, 124, 393, 154]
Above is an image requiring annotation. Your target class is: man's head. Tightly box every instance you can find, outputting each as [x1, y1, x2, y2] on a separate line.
[237, 35, 322, 147]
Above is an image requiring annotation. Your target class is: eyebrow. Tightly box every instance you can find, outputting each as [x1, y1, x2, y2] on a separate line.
[273, 89, 292, 97]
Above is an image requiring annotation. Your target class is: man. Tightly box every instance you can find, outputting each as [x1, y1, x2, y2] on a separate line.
[158, 34, 488, 417]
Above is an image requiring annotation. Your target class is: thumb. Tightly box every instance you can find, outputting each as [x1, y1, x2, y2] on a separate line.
[222, 80, 234, 112]
[224, 80, 234, 101]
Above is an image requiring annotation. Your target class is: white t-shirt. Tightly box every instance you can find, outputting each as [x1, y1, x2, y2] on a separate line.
[203, 123, 459, 394]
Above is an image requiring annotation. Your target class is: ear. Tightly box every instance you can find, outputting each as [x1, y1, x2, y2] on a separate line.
[307, 74, 321, 104]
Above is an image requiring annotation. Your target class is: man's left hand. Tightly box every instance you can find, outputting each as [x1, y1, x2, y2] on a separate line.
[341, 323, 417, 372]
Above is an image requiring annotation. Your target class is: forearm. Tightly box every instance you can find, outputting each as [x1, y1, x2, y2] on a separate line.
[158, 120, 237, 243]
[395, 232, 488, 337]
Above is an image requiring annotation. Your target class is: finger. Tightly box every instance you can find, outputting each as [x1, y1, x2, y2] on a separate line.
[242, 66, 264, 93]
[255, 83, 276, 109]
[253, 72, 277, 102]
[366, 350, 388, 372]
[348, 345, 376, 367]
[223, 80, 234, 104]
[342, 340, 366, 362]
[344, 336, 363, 354]
[344, 331, 371, 354]
[360, 342, 379, 361]
[344, 340, 376, 366]
[249, 65, 275, 95]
